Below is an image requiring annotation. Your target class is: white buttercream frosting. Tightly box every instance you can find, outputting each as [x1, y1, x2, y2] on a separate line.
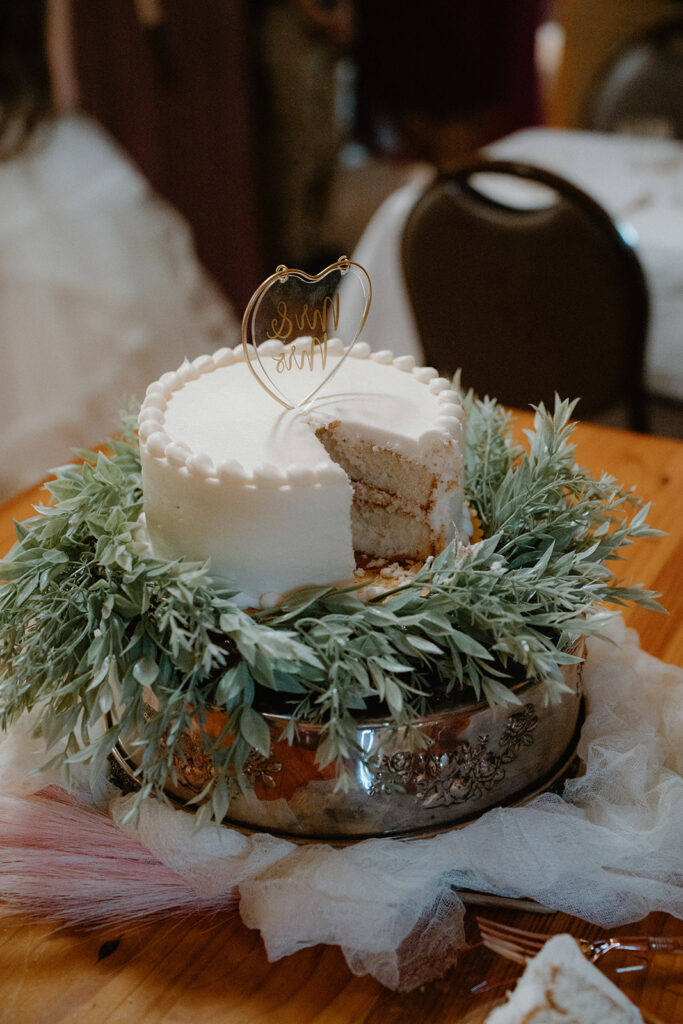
[138, 344, 465, 607]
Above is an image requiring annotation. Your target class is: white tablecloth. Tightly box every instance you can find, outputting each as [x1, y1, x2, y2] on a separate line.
[349, 129, 683, 403]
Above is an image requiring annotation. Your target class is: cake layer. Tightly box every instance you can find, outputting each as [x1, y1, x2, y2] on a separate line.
[314, 427, 440, 506]
[138, 342, 466, 607]
[351, 496, 436, 561]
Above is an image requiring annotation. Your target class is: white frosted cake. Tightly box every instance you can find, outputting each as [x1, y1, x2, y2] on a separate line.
[485, 934, 643, 1024]
[137, 340, 465, 608]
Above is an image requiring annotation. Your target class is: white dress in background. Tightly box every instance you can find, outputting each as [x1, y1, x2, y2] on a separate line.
[0, 113, 240, 499]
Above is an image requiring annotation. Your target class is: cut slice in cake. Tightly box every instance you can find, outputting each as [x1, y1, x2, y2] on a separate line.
[313, 417, 460, 561]
[137, 342, 466, 608]
[485, 933, 643, 1024]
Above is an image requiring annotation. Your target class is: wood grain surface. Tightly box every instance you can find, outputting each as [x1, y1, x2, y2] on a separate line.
[0, 414, 681, 1023]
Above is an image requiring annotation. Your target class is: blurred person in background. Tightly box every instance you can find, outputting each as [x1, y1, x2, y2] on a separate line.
[0, 0, 239, 500]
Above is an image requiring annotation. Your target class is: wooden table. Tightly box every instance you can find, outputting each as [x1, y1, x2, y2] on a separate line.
[0, 416, 682, 1023]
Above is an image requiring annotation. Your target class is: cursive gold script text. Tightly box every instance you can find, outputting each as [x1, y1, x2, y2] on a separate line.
[267, 294, 340, 373]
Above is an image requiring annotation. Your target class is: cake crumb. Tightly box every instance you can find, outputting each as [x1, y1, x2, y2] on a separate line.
[353, 557, 423, 602]
[356, 584, 386, 601]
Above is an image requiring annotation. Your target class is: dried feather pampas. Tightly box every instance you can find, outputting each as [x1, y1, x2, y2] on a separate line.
[0, 786, 238, 925]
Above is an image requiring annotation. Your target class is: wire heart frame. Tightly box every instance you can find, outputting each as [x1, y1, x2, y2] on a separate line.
[241, 256, 372, 410]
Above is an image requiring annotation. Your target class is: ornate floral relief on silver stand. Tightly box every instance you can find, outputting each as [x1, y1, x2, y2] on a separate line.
[241, 751, 284, 790]
[369, 703, 539, 808]
[115, 657, 583, 840]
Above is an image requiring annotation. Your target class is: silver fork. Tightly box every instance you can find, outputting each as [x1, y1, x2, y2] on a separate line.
[477, 916, 683, 966]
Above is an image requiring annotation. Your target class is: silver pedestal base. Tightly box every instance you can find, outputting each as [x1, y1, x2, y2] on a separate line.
[111, 653, 585, 842]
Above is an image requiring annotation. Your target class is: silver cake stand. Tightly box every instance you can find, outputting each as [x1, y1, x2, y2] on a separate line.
[110, 652, 585, 843]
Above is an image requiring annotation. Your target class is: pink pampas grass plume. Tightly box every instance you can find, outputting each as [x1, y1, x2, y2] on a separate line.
[0, 786, 238, 927]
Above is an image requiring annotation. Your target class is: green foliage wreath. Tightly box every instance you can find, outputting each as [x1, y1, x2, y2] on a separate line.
[0, 393, 661, 824]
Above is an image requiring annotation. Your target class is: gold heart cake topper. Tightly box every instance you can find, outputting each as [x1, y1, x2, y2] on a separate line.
[242, 256, 372, 410]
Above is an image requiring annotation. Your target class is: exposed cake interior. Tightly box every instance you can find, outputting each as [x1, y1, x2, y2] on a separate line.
[313, 421, 457, 561]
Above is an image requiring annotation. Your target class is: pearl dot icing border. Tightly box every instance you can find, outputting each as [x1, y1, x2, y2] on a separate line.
[138, 344, 465, 487]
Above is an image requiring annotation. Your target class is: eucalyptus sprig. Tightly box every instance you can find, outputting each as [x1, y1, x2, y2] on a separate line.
[0, 397, 663, 823]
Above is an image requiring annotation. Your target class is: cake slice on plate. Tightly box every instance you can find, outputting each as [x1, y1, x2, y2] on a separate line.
[485, 933, 643, 1023]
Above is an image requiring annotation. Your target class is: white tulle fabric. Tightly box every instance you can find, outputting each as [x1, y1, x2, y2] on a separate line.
[0, 114, 239, 499]
[1, 616, 681, 990]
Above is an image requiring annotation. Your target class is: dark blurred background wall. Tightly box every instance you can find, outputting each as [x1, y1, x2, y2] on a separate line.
[49, 0, 683, 318]
[355, 0, 543, 165]
[69, 0, 547, 312]
[72, 0, 262, 312]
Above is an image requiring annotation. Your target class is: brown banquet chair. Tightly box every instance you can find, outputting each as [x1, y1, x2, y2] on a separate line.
[582, 17, 683, 140]
[401, 159, 650, 432]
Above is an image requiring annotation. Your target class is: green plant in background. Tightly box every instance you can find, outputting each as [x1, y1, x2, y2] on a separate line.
[0, 394, 662, 824]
